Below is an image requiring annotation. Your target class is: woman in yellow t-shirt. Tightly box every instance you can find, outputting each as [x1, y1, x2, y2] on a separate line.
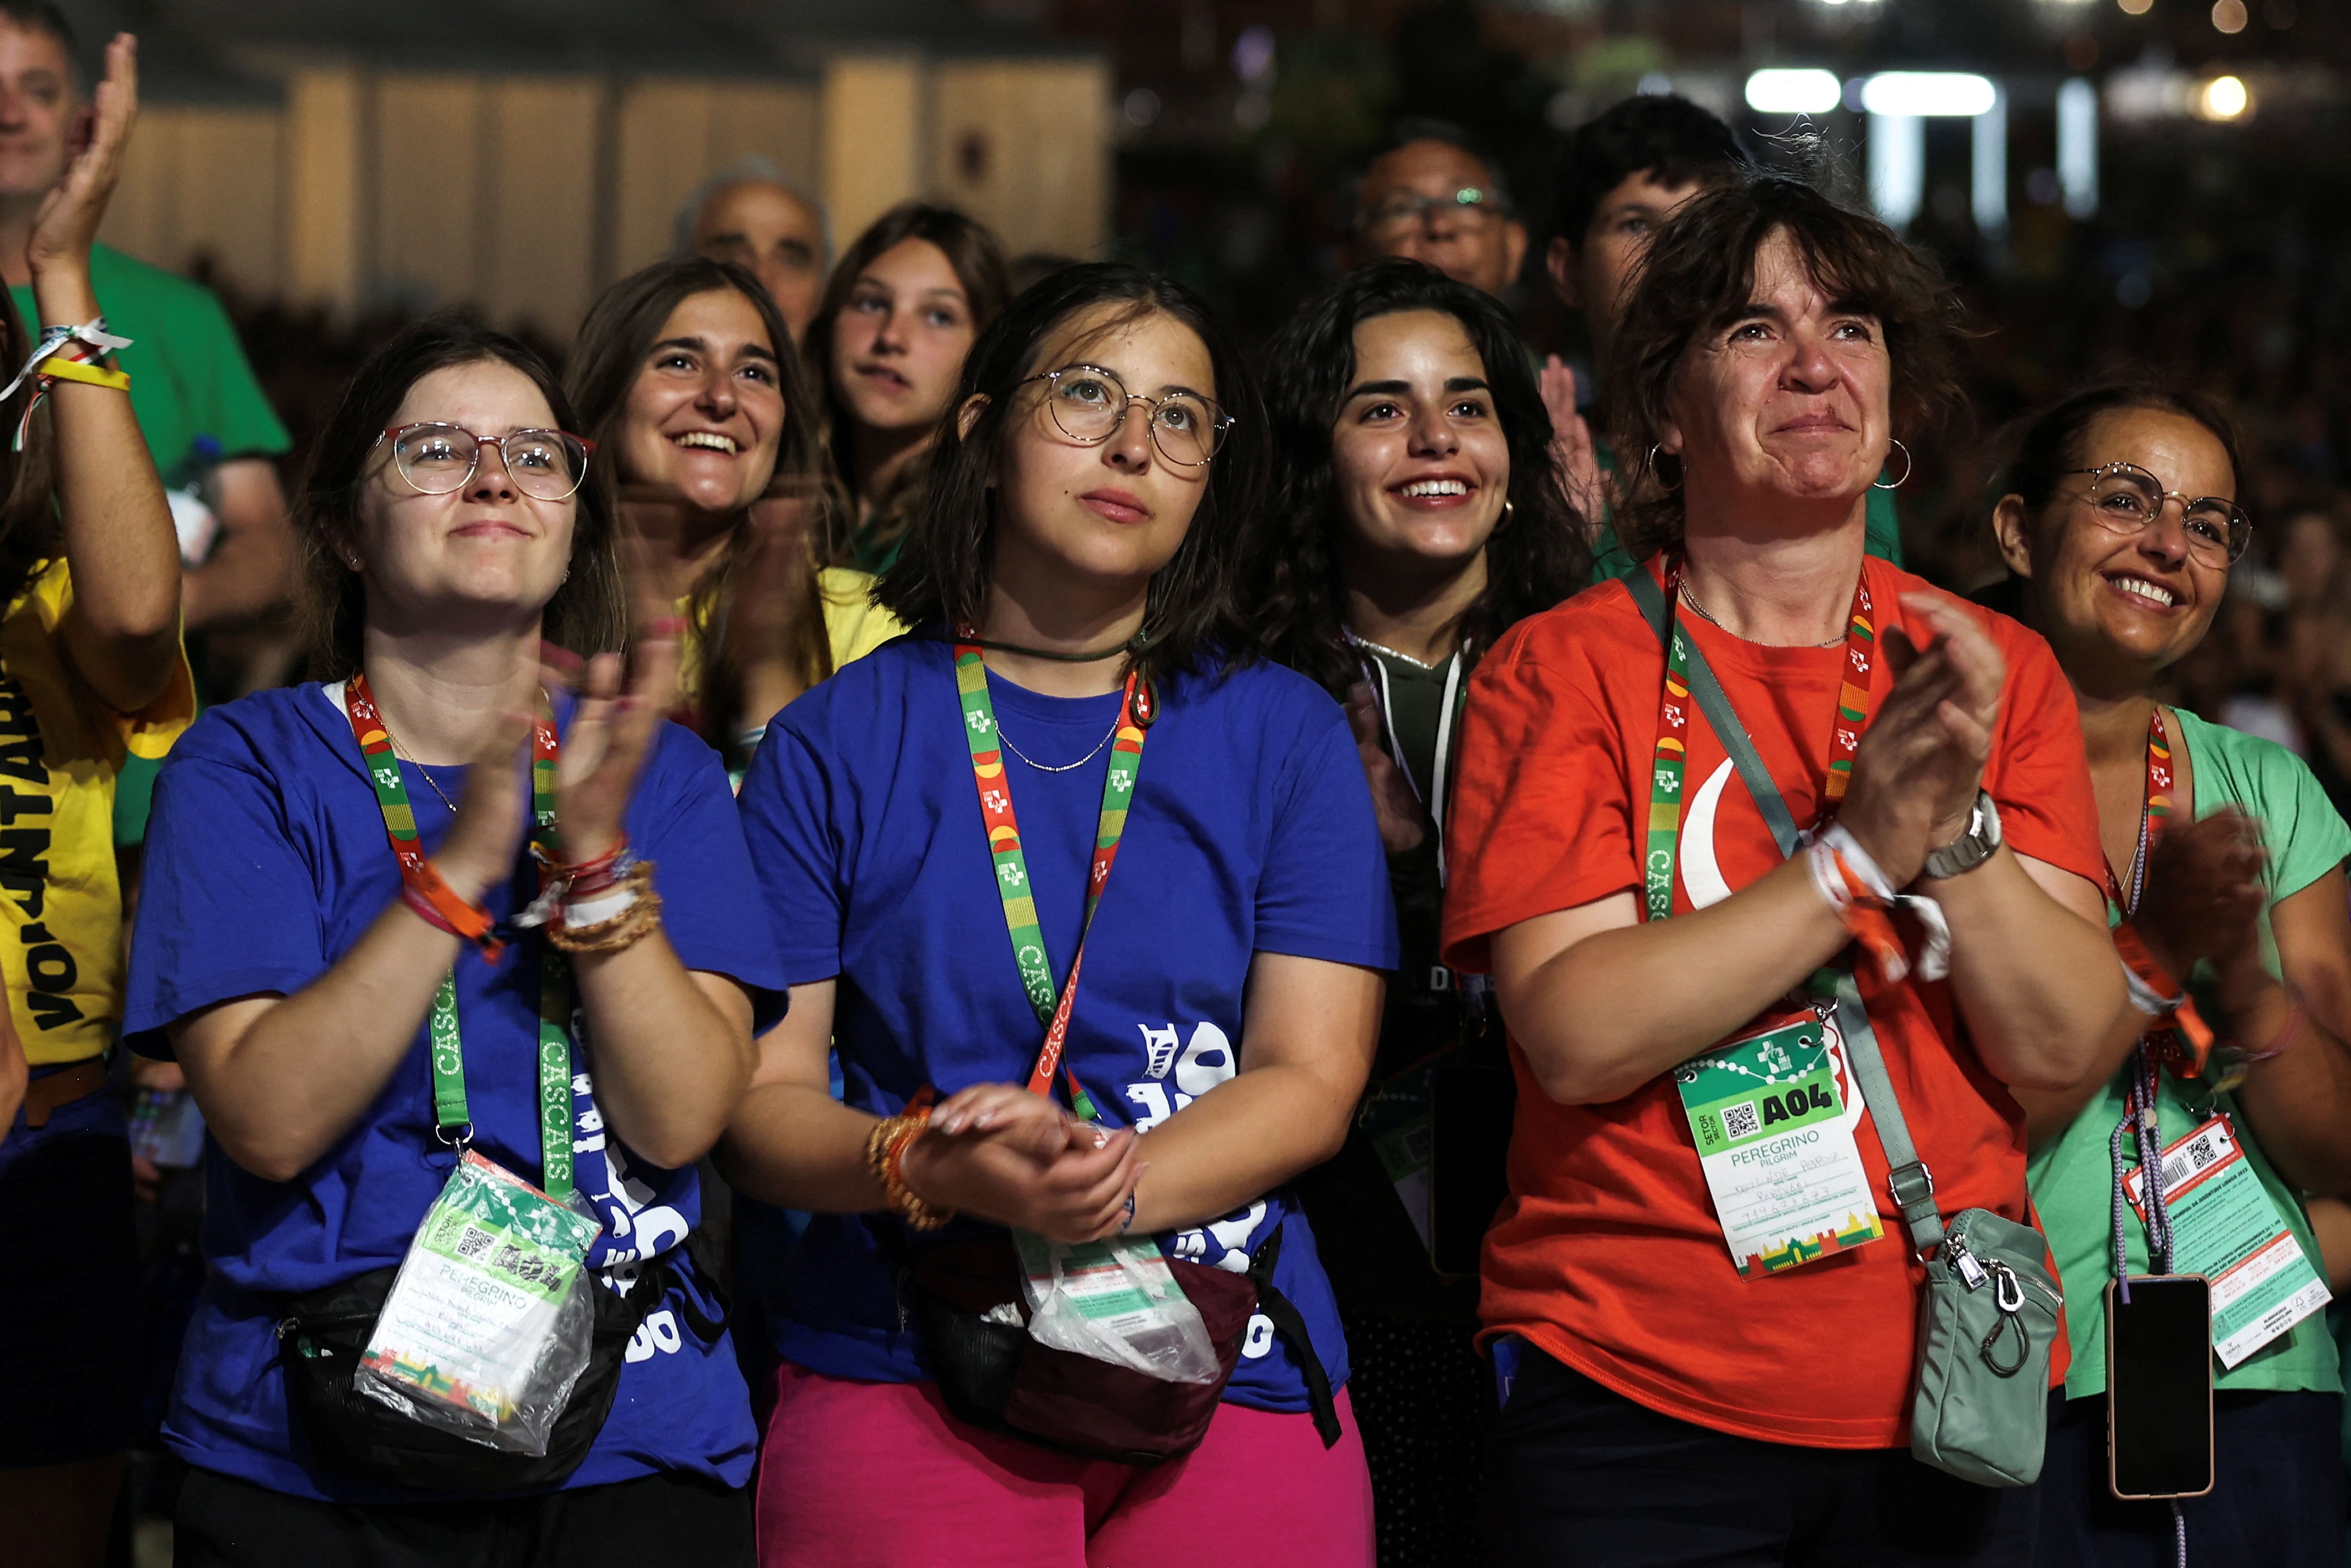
[566, 257, 903, 779]
[0, 34, 195, 1567]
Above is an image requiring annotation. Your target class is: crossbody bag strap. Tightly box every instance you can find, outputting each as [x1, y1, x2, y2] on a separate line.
[1627, 567, 1947, 1253]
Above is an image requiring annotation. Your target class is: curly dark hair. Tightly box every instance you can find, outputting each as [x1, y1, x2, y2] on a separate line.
[1248, 259, 1590, 695]
[1605, 174, 1966, 561]
[292, 315, 626, 679]
[874, 262, 1265, 686]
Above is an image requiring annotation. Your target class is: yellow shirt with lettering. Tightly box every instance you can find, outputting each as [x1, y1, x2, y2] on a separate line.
[1, 558, 194, 1064]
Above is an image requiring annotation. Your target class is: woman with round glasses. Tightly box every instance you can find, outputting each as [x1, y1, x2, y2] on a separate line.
[124, 316, 786, 1564]
[567, 257, 904, 779]
[724, 264, 1396, 1565]
[804, 203, 1010, 575]
[1986, 383, 2351, 1565]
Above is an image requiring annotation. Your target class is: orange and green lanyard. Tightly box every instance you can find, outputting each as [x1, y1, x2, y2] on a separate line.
[1643, 556, 1878, 923]
[954, 635, 1153, 1125]
[345, 675, 579, 1199]
[2108, 708, 2215, 1074]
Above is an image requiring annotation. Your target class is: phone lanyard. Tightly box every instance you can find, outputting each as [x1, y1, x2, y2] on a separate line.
[954, 634, 1152, 1125]
[1344, 633, 1469, 886]
[345, 675, 578, 1200]
[1644, 555, 1877, 925]
[2109, 707, 2185, 1283]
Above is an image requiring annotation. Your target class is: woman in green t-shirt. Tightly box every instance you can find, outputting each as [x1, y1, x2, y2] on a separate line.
[1989, 381, 2351, 1563]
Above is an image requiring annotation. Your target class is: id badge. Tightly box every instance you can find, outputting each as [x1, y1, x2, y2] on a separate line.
[2122, 1114, 2332, 1368]
[1361, 1058, 1445, 1252]
[1673, 1011, 1885, 1276]
[361, 1150, 602, 1425]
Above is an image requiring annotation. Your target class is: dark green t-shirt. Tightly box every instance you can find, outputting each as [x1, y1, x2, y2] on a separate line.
[1585, 437, 1905, 584]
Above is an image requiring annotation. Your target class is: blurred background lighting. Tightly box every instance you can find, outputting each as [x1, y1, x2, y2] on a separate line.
[2212, 0, 2249, 32]
[1745, 69, 1843, 115]
[2197, 74, 2253, 118]
[1861, 72, 1999, 117]
[2119, 0, 2154, 12]
[2058, 78, 2101, 217]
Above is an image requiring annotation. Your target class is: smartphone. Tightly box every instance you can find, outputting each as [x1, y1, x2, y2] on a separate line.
[1428, 1063, 1514, 1276]
[2106, 1275, 2215, 1500]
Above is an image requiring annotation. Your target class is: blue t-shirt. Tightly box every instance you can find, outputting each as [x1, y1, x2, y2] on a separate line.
[736, 637, 1399, 1413]
[122, 683, 788, 1502]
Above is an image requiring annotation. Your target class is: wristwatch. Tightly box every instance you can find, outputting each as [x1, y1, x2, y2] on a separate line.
[1922, 791, 2002, 880]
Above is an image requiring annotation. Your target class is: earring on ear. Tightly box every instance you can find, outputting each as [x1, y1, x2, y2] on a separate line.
[1498, 499, 1516, 529]
[1646, 444, 1684, 491]
[1873, 439, 1913, 490]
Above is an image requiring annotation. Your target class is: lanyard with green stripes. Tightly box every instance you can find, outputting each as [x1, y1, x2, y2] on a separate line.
[953, 635, 1153, 1125]
[1644, 556, 1877, 923]
[345, 675, 578, 1199]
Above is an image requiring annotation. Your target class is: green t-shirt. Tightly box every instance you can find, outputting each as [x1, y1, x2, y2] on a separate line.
[1584, 437, 1905, 585]
[8, 243, 290, 481]
[2028, 706, 2351, 1400]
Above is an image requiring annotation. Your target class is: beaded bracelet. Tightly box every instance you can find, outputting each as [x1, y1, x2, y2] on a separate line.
[545, 860, 663, 953]
[865, 1112, 954, 1230]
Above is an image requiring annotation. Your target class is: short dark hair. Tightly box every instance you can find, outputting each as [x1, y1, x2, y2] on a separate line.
[566, 256, 833, 748]
[1607, 175, 1966, 558]
[0, 3, 79, 91]
[1249, 259, 1590, 694]
[293, 316, 626, 680]
[1551, 95, 1749, 249]
[805, 202, 1012, 563]
[875, 262, 1265, 686]
[1361, 116, 1513, 219]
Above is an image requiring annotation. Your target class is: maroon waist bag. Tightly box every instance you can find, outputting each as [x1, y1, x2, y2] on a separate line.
[890, 1217, 1341, 1465]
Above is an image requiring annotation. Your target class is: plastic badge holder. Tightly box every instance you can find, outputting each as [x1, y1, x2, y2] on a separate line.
[1013, 1230, 1223, 1384]
[357, 1150, 603, 1456]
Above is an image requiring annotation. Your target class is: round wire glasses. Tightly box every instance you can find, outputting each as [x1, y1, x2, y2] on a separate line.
[1020, 364, 1233, 468]
[2065, 461, 2252, 567]
[378, 423, 595, 503]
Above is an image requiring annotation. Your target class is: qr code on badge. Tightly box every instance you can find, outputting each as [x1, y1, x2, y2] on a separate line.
[1722, 1101, 1762, 1141]
[2186, 1136, 2219, 1171]
[456, 1225, 494, 1260]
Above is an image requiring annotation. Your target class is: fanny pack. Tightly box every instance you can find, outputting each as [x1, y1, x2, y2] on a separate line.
[884, 1214, 1339, 1466]
[274, 1237, 722, 1492]
[1629, 569, 2063, 1488]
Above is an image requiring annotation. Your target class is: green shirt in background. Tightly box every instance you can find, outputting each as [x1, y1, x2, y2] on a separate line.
[12, 244, 292, 846]
[2029, 707, 2351, 1401]
[1584, 437, 1906, 585]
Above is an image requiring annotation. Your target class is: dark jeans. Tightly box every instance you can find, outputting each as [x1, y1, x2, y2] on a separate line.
[2035, 1388, 2345, 1568]
[1489, 1340, 2039, 1567]
[174, 1465, 755, 1568]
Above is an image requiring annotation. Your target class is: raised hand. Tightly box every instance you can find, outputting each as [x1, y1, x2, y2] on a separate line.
[543, 632, 682, 863]
[1344, 682, 1429, 856]
[26, 33, 137, 280]
[1839, 593, 2006, 885]
[1541, 355, 1609, 537]
[427, 709, 536, 902]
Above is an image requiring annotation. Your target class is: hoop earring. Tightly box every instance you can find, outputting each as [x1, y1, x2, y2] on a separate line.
[1498, 498, 1515, 530]
[1647, 444, 1684, 491]
[1874, 439, 1912, 490]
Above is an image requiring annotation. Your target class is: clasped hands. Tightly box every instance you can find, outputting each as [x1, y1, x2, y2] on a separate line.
[899, 1082, 1147, 1245]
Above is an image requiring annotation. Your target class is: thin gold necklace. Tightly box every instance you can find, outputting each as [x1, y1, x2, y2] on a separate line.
[384, 727, 462, 815]
[1678, 579, 1846, 649]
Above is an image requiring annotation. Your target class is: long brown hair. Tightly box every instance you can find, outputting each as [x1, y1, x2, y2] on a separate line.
[292, 316, 626, 679]
[566, 257, 832, 751]
[804, 202, 1011, 567]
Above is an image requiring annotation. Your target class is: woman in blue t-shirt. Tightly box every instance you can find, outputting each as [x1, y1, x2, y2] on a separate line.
[726, 264, 1399, 1567]
[124, 318, 786, 1565]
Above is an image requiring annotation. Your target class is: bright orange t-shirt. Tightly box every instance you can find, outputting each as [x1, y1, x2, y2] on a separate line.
[1440, 555, 2105, 1449]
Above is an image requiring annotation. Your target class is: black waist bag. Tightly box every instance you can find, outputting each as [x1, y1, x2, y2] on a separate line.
[274, 1240, 722, 1492]
[895, 1220, 1341, 1466]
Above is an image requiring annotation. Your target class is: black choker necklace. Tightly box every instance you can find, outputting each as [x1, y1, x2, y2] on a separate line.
[962, 635, 1142, 664]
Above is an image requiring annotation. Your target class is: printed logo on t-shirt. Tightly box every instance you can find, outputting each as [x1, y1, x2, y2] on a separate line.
[563, 1045, 698, 1365]
[0, 671, 84, 1034]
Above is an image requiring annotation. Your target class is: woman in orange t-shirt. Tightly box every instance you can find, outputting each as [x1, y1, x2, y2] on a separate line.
[1440, 177, 2130, 1564]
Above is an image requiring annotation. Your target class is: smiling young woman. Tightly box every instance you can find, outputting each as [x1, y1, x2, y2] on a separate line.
[1987, 383, 2351, 1565]
[722, 264, 1396, 1567]
[1249, 258, 1588, 1564]
[123, 318, 787, 1566]
[568, 258, 906, 778]
[801, 203, 1010, 575]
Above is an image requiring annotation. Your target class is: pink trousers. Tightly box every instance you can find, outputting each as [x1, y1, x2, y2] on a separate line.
[754, 1362, 1375, 1568]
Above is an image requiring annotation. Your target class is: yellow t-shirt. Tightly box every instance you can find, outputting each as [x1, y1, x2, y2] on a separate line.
[672, 567, 906, 712]
[0, 558, 194, 1064]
